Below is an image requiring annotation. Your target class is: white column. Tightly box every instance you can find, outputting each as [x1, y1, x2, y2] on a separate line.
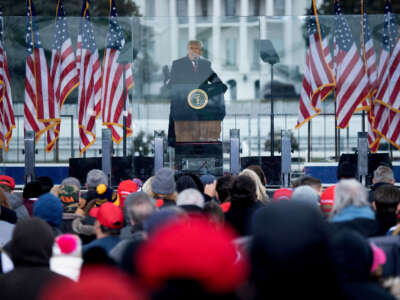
[284, 0, 292, 65]
[188, 0, 196, 40]
[169, 0, 178, 60]
[141, 0, 147, 16]
[239, 0, 249, 73]
[262, 0, 273, 39]
[266, 0, 273, 16]
[212, 0, 221, 71]
[261, 0, 273, 99]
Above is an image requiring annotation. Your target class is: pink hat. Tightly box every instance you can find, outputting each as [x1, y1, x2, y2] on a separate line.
[370, 243, 386, 272]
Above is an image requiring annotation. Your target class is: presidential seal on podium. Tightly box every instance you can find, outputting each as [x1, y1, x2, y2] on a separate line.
[187, 88, 208, 110]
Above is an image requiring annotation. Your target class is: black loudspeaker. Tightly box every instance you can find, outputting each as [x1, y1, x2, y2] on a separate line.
[259, 40, 280, 65]
[338, 153, 391, 185]
[69, 157, 101, 187]
[69, 156, 154, 188]
[132, 157, 154, 182]
[241, 156, 281, 186]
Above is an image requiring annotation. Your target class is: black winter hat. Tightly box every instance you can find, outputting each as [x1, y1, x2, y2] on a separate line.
[23, 181, 43, 199]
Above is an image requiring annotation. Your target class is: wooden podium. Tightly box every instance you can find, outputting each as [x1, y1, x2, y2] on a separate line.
[174, 120, 221, 142]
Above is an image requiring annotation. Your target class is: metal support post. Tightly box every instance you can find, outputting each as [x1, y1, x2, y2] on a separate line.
[230, 129, 240, 175]
[102, 128, 113, 186]
[122, 65, 127, 157]
[357, 132, 368, 186]
[154, 131, 164, 173]
[24, 131, 35, 184]
[281, 130, 291, 187]
[270, 64, 274, 156]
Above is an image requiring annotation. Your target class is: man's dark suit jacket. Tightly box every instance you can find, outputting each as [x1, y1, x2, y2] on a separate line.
[168, 56, 227, 146]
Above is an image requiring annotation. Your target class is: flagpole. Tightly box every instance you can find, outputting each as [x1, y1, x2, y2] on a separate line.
[123, 65, 127, 157]
[0, 9, 3, 161]
[335, 93, 338, 161]
[28, 0, 38, 142]
[361, 0, 366, 133]
[307, 121, 311, 162]
[333, 0, 338, 162]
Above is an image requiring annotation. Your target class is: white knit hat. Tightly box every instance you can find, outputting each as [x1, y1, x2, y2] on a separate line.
[50, 234, 83, 281]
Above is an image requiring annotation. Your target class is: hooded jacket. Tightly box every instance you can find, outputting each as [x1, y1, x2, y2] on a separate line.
[250, 201, 347, 300]
[0, 218, 66, 299]
[6, 192, 29, 220]
[331, 229, 396, 300]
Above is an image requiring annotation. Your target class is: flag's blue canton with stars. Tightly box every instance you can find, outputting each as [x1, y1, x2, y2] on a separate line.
[382, 0, 398, 53]
[26, 0, 42, 54]
[306, 12, 318, 36]
[52, 3, 69, 51]
[306, 8, 326, 38]
[80, 8, 97, 52]
[107, 0, 125, 50]
[334, 2, 353, 52]
[363, 12, 372, 43]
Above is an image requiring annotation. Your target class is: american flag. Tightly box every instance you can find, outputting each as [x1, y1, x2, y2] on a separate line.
[374, 0, 400, 148]
[0, 10, 15, 151]
[101, 0, 133, 143]
[24, 0, 58, 143]
[47, 0, 79, 152]
[77, 0, 102, 155]
[333, 1, 369, 129]
[360, 2, 379, 152]
[296, 2, 335, 129]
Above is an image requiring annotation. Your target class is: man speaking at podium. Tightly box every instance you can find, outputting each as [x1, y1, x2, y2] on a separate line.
[167, 40, 227, 147]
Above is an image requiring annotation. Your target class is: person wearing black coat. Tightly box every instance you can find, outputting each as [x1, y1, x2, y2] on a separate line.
[0, 205, 17, 224]
[225, 175, 263, 236]
[331, 229, 396, 300]
[0, 218, 67, 300]
[250, 201, 347, 300]
[368, 165, 395, 203]
[167, 40, 227, 147]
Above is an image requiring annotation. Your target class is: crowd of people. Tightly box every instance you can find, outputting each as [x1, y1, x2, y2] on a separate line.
[0, 163, 399, 299]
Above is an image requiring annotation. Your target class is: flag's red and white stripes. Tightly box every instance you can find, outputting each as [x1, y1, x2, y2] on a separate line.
[47, 19, 79, 151]
[0, 41, 15, 151]
[296, 5, 335, 129]
[101, 48, 124, 143]
[334, 41, 369, 129]
[360, 10, 379, 152]
[374, 40, 400, 148]
[101, 0, 133, 143]
[101, 53, 133, 143]
[24, 49, 59, 140]
[375, 40, 400, 113]
[77, 47, 102, 155]
[76, 0, 102, 156]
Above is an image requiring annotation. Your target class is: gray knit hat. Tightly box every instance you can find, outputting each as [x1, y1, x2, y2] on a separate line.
[152, 168, 176, 195]
[86, 169, 107, 190]
[292, 185, 319, 207]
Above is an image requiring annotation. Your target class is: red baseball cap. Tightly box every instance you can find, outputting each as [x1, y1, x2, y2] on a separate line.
[320, 185, 336, 215]
[136, 217, 249, 293]
[117, 180, 138, 209]
[90, 202, 124, 229]
[273, 188, 293, 202]
[0, 175, 15, 190]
